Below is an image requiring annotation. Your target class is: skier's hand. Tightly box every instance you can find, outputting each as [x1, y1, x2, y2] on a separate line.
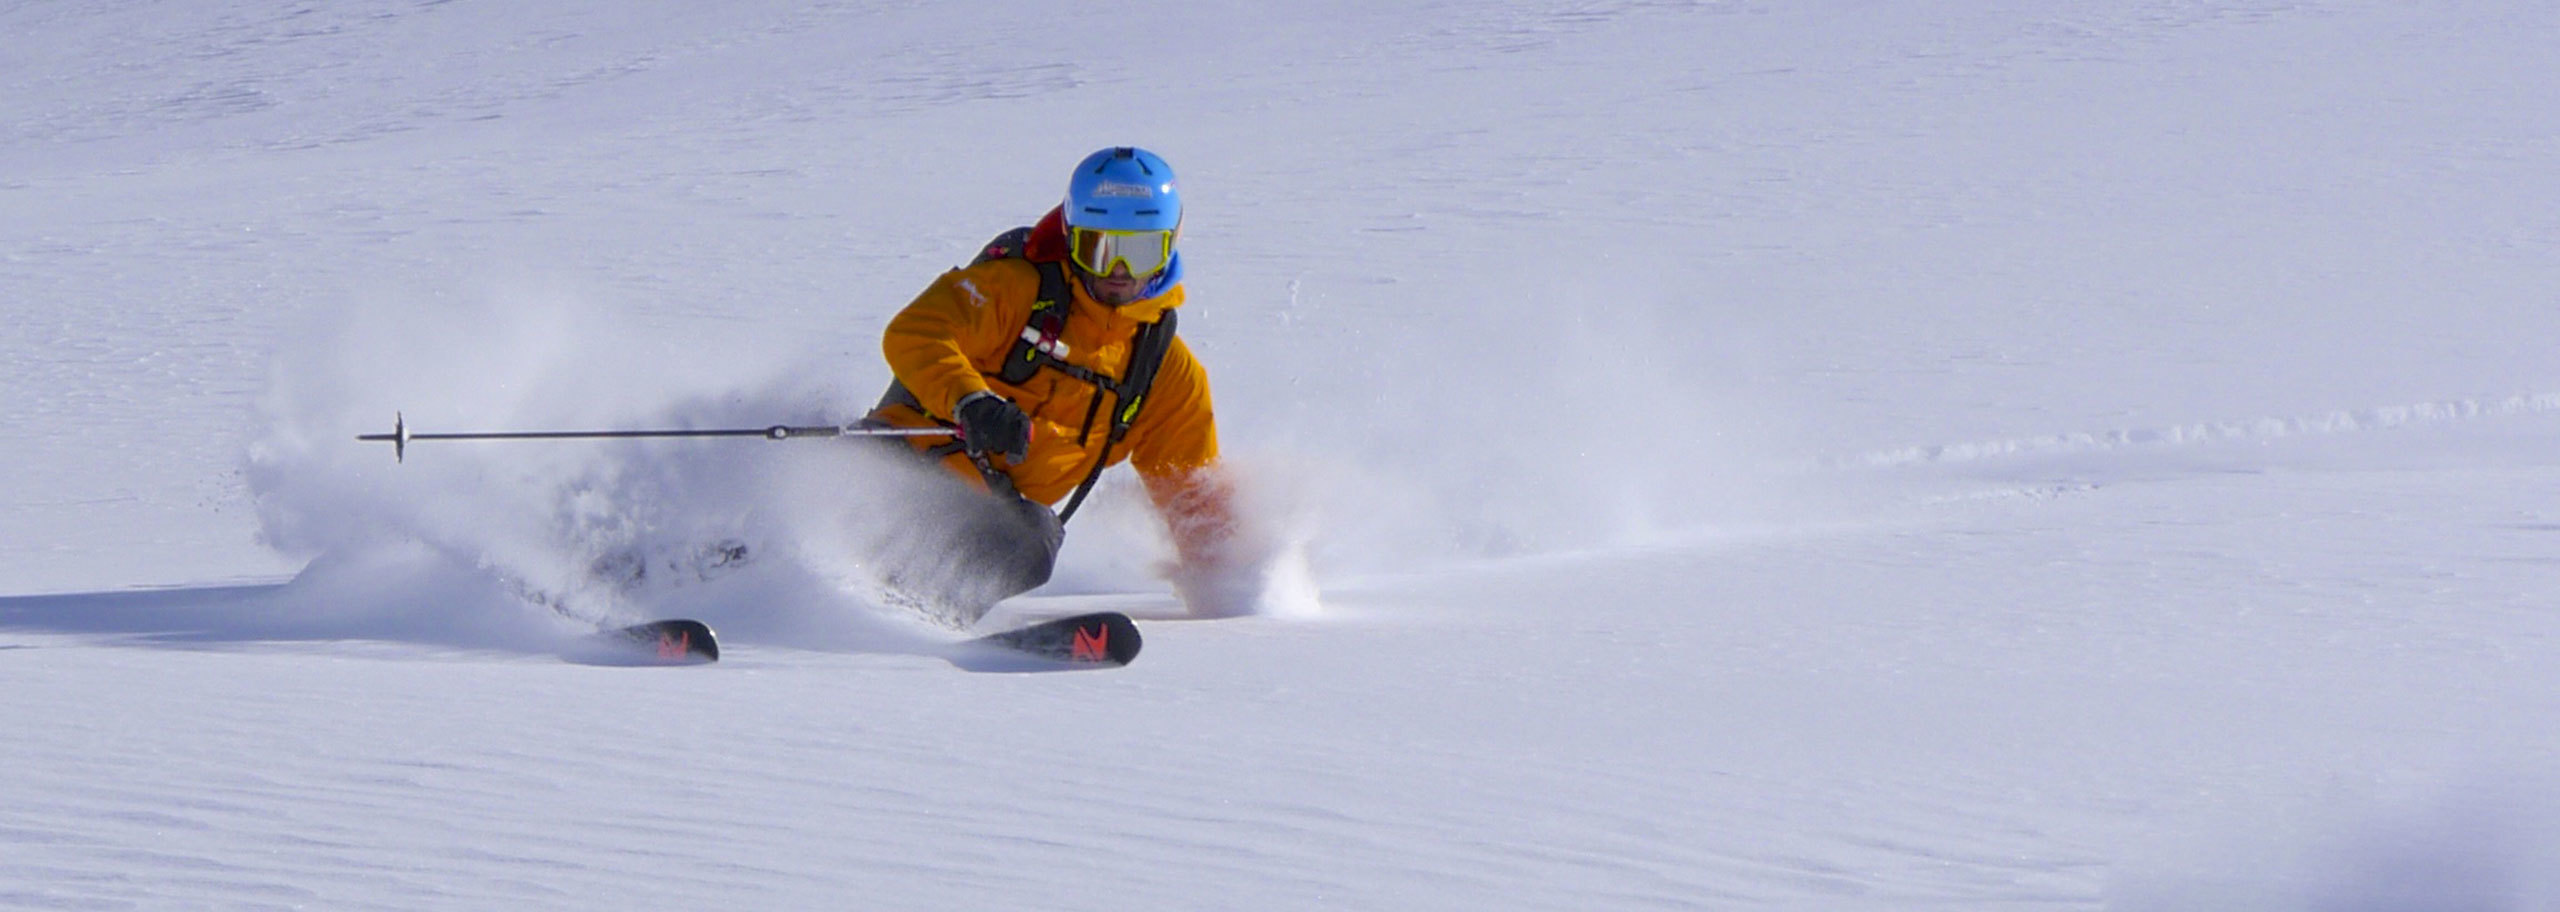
[954, 391, 1032, 463]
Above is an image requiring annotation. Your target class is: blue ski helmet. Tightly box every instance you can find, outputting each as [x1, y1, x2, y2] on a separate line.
[1063, 147, 1181, 233]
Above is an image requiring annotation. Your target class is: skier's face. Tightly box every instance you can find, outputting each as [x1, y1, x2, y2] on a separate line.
[1082, 261, 1146, 306]
[1067, 224, 1172, 306]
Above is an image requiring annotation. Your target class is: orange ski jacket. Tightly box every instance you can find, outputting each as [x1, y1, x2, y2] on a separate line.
[867, 212, 1220, 516]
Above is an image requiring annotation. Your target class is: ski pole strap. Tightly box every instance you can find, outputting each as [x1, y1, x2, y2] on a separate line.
[968, 452, 1022, 499]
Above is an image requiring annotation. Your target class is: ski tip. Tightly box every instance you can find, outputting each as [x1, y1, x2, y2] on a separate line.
[960, 611, 1141, 670]
[1053, 611, 1140, 666]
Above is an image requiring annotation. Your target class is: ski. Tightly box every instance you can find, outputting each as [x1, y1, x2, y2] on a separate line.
[966, 612, 1142, 667]
[574, 614, 1137, 668]
[590, 618, 720, 664]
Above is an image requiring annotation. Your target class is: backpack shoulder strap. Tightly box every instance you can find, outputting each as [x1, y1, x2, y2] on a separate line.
[1109, 308, 1176, 438]
[997, 255, 1074, 387]
[1056, 308, 1178, 525]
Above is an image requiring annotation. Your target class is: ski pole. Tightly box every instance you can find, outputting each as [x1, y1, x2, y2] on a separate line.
[357, 412, 952, 462]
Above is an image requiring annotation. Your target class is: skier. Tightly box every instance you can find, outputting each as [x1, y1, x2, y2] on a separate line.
[860, 147, 1230, 625]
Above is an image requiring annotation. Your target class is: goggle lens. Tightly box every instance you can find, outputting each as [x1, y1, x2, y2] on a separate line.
[1068, 227, 1175, 279]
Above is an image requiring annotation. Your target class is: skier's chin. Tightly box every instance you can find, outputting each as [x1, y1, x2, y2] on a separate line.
[1088, 278, 1145, 306]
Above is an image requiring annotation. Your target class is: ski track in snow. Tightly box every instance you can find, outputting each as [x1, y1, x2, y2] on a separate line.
[1848, 392, 2560, 470]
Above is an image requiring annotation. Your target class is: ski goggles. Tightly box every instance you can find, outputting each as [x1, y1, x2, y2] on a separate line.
[1067, 226, 1176, 279]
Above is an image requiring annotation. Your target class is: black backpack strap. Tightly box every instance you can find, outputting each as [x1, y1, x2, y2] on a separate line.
[1056, 309, 1177, 525]
[1111, 308, 1175, 439]
[999, 260, 1075, 386]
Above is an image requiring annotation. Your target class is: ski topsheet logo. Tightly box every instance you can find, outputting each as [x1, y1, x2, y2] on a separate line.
[1092, 181, 1155, 199]
[657, 629, 692, 660]
[1070, 623, 1112, 662]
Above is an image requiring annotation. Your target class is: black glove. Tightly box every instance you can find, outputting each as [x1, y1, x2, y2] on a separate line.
[954, 392, 1031, 463]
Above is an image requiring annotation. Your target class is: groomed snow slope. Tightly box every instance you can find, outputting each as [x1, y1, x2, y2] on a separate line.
[5, 1, 2559, 908]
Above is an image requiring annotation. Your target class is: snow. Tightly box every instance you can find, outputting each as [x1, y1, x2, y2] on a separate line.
[6, 0, 2560, 908]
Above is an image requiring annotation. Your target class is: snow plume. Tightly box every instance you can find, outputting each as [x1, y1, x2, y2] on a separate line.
[1158, 459, 1322, 620]
[242, 285, 944, 651]
[1178, 456, 1324, 620]
[1235, 238, 1805, 574]
[1010, 455, 1321, 620]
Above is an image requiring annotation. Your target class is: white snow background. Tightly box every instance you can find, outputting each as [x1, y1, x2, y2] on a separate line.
[5, 1, 2560, 908]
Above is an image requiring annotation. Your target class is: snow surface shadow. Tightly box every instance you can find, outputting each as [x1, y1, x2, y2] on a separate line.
[0, 542, 953, 664]
[0, 584, 294, 643]
[0, 578, 568, 655]
[0, 576, 955, 665]
[2113, 772, 2560, 912]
